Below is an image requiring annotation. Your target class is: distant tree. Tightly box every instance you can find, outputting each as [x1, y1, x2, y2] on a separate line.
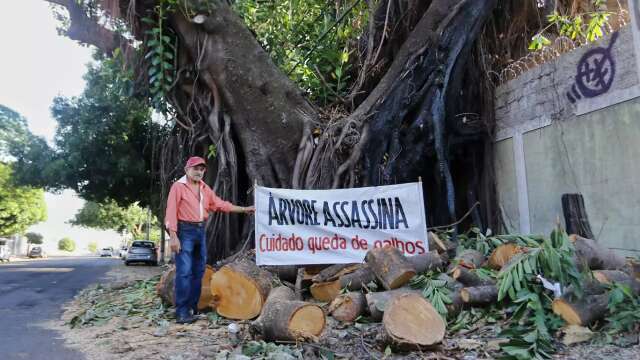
[70, 199, 157, 240]
[25, 232, 44, 245]
[0, 105, 29, 158]
[9, 55, 165, 211]
[0, 163, 47, 237]
[25, 232, 44, 253]
[87, 241, 98, 253]
[58, 237, 76, 252]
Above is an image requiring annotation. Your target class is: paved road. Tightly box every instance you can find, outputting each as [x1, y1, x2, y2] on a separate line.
[0, 257, 119, 360]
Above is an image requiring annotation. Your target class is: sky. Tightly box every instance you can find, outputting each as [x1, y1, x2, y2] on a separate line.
[0, 1, 121, 254]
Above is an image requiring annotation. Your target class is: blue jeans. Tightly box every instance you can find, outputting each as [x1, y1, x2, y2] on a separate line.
[175, 222, 206, 317]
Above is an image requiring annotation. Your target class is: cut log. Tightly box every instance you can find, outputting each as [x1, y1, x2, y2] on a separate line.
[428, 231, 449, 253]
[366, 246, 416, 290]
[454, 249, 485, 269]
[157, 265, 176, 306]
[382, 293, 446, 348]
[311, 263, 360, 283]
[263, 265, 299, 283]
[552, 293, 609, 326]
[562, 194, 595, 239]
[447, 289, 465, 316]
[592, 270, 640, 295]
[460, 286, 498, 305]
[570, 235, 625, 270]
[310, 264, 376, 302]
[622, 260, 640, 280]
[366, 288, 422, 322]
[252, 286, 326, 341]
[328, 291, 367, 322]
[156, 265, 215, 310]
[488, 244, 521, 269]
[407, 251, 445, 273]
[210, 259, 273, 320]
[451, 266, 495, 287]
[198, 265, 215, 310]
[294, 267, 305, 300]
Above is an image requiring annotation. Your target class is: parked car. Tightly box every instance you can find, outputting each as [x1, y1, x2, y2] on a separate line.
[100, 247, 114, 257]
[119, 246, 128, 260]
[125, 241, 158, 266]
[28, 246, 47, 258]
[0, 242, 10, 262]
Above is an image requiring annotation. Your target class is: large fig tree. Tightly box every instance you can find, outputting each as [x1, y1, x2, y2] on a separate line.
[41, 0, 500, 262]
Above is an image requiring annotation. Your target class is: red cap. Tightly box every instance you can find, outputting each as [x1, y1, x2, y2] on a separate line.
[185, 156, 207, 168]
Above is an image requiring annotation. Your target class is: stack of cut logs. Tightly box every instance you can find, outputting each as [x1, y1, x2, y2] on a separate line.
[156, 232, 640, 348]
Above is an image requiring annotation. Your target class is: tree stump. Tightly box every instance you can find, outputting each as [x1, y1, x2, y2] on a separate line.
[488, 244, 521, 269]
[252, 286, 326, 341]
[460, 286, 498, 305]
[562, 193, 594, 239]
[366, 246, 416, 290]
[382, 293, 446, 348]
[210, 259, 273, 320]
[328, 291, 367, 322]
[310, 264, 376, 302]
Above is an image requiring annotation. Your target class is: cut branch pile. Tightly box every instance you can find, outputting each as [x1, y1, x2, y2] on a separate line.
[154, 229, 639, 354]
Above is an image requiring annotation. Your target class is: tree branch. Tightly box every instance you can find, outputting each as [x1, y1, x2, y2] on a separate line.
[44, 0, 131, 54]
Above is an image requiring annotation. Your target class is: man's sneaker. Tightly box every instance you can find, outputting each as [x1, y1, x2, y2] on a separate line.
[176, 314, 195, 324]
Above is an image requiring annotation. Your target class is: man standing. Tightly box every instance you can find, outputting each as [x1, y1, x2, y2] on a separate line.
[165, 156, 254, 324]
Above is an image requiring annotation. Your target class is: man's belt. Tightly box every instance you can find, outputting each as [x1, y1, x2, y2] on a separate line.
[178, 220, 205, 226]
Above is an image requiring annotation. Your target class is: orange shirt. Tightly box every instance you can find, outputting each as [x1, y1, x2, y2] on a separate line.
[164, 176, 233, 232]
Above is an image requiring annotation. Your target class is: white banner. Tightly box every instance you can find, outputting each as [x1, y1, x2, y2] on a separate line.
[254, 182, 429, 265]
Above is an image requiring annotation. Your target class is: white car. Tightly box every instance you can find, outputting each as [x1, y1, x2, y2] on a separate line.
[100, 247, 113, 257]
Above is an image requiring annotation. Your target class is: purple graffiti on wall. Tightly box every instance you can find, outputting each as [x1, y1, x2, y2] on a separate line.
[567, 32, 618, 103]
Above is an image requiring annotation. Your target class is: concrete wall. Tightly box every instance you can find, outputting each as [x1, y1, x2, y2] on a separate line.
[494, 26, 640, 254]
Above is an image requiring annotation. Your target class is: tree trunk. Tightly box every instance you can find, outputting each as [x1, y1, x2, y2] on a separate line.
[45, 0, 499, 264]
[328, 291, 367, 323]
[562, 193, 595, 239]
[252, 286, 326, 341]
[210, 259, 273, 320]
[381, 293, 446, 348]
[366, 246, 416, 290]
